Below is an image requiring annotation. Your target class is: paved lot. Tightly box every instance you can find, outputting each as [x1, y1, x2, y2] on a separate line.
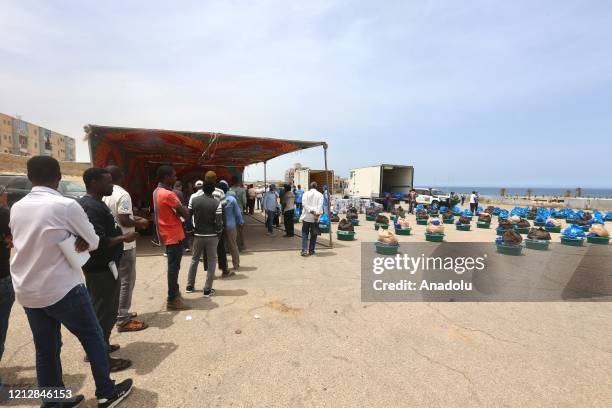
[2, 208, 611, 407]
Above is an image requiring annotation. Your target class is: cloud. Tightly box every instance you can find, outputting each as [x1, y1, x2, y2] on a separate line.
[1, 0, 611, 186]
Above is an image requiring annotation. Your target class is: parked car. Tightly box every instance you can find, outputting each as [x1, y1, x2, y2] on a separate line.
[0, 174, 86, 207]
[414, 187, 451, 207]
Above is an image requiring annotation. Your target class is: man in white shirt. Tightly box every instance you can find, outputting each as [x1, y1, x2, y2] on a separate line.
[103, 166, 149, 333]
[469, 191, 478, 215]
[299, 182, 324, 256]
[9, 156, 133, 407]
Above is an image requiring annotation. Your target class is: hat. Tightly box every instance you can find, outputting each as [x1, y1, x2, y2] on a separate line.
[194, 180, 204, 188]
[204, 171, 217, 181]
[219, 180, 229, 187]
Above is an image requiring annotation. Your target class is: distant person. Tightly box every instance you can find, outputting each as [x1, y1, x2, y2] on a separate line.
[294, 184, 304, 215]
[384, 192, 393, 212]
[221, 181, 244, 270]
[202, 171, 230, 277]
[282, 183, 296, 237]
[300, 182, 324, 257]
[10, 156, 133, 407]
[247, 184, 256, 215]
[408, 189, 418, 214]
[173, 180, 186, 205]
[0, 201, 13, 383]
[469, 191, 478, 215]
[256, 186, 264, 211]
[79, 167, 138, 372]
[461, 194, 466, 207]
[186, 180, 223, 296]
[103, 166, 150, 334]
[322, 185, 330, 216]
[230, 177, 247, 251]
[153, 165, 191, 311]
[263, 185, 279, 236]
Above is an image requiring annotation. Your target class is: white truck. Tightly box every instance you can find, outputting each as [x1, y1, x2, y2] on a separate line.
[346, 164, 414, 201]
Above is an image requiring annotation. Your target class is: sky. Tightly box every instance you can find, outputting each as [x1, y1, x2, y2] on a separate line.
[0, 0, 611, 188]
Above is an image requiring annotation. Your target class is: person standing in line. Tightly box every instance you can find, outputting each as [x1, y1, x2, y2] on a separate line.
[200, 171, 231, 277]
[300, 182, 324, 257]
[10, 156, 133, 407]
[256, 186, 264, 211]
[0, 202, 13, 387]
[469, 191, 478, 215]
[263, 185, 279, 236]
[188, 180, 205, 208]
[221, 182, 244, 270]
[322, 185, 330, 215]
[103, 166, 150, 333]
[247, 184, 256, 215]
[282, 183, 296, 237]
[153, 165, 191, 311]
[186, 180, 223, 297]
[79, 168, 138, 372]
[407, 189, 418, 214]
[230, 177, 247, 251]
[294, 184, 304, 216]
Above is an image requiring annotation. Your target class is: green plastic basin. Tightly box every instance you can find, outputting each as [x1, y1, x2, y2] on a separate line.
[366, 215, 376, 221]
[456, 224, 471, 231]
[416, 219, 428, 225]
[534, 221, 546, 227]
[443, 218, 455, 224]
[425, 233, 444, 242]
[496, 243, 524, 255]
[514, 227, 530, 234]
[560, 237, 584, 246]
[337, 230, 355, 241]
[375, 223, 389, 230]
[545, 226, 561, 233]
[351, 219, 360, 226]
[524, 239, 550, 250]
[587, 236, 609, 245]
[375, 241, 400, 255]
[477, 222, 491, 229]
[395, 228, 412, 236]
[319, 224, 330, 233]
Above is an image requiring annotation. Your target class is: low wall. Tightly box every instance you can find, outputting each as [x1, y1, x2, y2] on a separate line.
[483, 196, 612, 211]
[0, 152, 91, 177]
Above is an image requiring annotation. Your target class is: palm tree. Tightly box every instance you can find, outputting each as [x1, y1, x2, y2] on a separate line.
[575, 187, 582, 197]
[500, 188, 507, 197]
[526, 188, 533, 199]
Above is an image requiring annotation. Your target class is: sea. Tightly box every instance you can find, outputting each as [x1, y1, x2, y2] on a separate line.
[432, 187, 612, 199]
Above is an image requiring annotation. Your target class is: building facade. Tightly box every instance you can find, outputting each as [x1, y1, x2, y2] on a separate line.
[0, 112, 76, 161]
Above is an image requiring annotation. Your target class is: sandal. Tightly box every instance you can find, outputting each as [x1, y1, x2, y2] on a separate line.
[83, 344, 120, 362]
[117, 320, 148, 333]
[109, 357, 132, 373]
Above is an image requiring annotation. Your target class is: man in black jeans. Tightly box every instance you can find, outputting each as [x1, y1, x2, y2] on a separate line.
[9, 156, 133, 407]
[79, 167, 138, 373]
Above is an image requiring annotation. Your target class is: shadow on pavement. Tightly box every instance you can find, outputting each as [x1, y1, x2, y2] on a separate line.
[212, 289, 248, 297]
[118, 341, 178, 376]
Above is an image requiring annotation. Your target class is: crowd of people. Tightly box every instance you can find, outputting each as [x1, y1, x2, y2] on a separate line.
[0, 156, 327, 407]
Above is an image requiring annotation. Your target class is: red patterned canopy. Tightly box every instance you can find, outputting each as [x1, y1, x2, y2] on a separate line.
[85, 125, 326, 206]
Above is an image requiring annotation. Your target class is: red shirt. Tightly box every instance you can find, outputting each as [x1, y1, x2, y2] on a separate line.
[153, 186, 185, 245]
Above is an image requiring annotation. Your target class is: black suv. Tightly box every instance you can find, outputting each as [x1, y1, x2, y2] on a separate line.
[0, 174, 87, 207]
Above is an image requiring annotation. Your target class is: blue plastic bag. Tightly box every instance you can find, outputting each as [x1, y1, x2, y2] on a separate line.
[452, 205, 460, 213]
[440, 205, 448, 212]
[562, 225, 585, 239]
[499, 210, 509, 219]
[461, 209, 473, 217]
[431, 220, 441, 226]
[319, 213, 330, 225]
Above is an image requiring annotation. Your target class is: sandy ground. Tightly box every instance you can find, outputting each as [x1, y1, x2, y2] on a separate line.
[1, 205, 611, 407]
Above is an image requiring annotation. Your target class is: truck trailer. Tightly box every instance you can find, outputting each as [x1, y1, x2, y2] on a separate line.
[347, 164, 414, 200]
[294, 169, 334, 192]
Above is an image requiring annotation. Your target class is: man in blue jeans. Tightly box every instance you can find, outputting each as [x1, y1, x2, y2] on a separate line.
[0, 203, 13, 388]
[262, 185, 279, 236]
[299, 182, 324, 257]
[9, 156, 133, 407]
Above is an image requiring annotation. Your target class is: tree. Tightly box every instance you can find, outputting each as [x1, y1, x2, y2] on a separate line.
[575, 187, 582, 197]
[500, 188, 507, 197]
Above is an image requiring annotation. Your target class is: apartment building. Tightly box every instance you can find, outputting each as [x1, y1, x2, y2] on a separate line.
[0, 112, 76, 161]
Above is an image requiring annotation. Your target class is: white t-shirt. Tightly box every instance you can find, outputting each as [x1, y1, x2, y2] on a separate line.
[469, 194, 477, 204]
[103, 185, 136, 250]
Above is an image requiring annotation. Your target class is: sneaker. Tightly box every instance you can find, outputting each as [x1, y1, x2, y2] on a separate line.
[221, 270, 236, 278]
[185, 285, 195, 293]
[166, 297, 190, 311]
[97, 379, 133, 408]
[203, 288, 216, 298]
[301, 251, 309, 257]
[151, 239, 161, 247]
[163, 253, 168, 257]
[309, 250, 316, 256]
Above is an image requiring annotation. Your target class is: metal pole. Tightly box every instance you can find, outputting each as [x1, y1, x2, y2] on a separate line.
[323, 144, 333, 248]
[263, 161, 267, 220]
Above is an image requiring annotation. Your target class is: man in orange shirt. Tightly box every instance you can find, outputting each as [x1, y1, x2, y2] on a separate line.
[153, 165, 191, 311]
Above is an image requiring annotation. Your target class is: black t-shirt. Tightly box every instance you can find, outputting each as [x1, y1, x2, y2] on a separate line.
[78, 195, 123, 273]
[0, 205, 10, 279]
